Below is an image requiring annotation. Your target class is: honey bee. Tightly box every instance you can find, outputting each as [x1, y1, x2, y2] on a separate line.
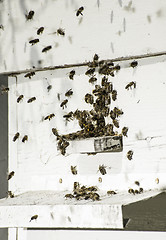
[113, 119, 119, 128]
[130, 60, 138, 68]
[52, 128, 59, 137]
[65, 194, 74, 199]
[135, 181, 140, 186]
[29, 39, 39, 45]
[27, 97, 36, 103]
[99, 164, 107, 175]
[155, 178, 159, 184]
[42, 45, 52, 53]
[1, 85, 9, 94]
[134, 189, 139, 194]
[114, 65, 121, 70]
[139, 187, 143, 193]
[107, 190, 117, 195]
[60, 99, 68, 109]
[126, 150, 133, 160]
[47, 85, 52, 92]
[112, 90, 117, 101]
[71, 166, 77, 175]
[8, 171, 15, 180]
[30, 215, 38, 222]
[65, 89, 73, 97]
[90, 192, 100, 201]
[84, 93, 94, 104]
[125, 81, 136, 90]
[69, 70, 75, 80]
[17, 95, 24, 103]
[25, 10, 34, 20]
[76, 6, 84, 16]
[22, 135, 28, 143]
[44, 113, 55, 121]
[128, 188, 135, 194]
[24, 72, 35, 79]
[113, 107, 123, 117]
[13, 132, 20, 142]
[89, 76, 97, 84]
[73, 182, 80, 190]
[37, 27, 44, 35]
[85, 68, 95, 76]
[93, 54, 99, 62]
[63, 111, 73, 121]
[57, 28, 65, 36]
[122, 127, 128, 137]
[110, 110, 116, 120]
[8, 191, 14, 198]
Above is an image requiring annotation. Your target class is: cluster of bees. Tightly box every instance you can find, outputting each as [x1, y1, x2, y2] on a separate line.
[128, 181, 143, 194]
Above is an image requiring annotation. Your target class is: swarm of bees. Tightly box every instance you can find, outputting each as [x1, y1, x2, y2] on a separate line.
[65, 183, 100, 201]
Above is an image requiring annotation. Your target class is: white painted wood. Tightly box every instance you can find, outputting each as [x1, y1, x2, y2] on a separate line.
[8, 228, 16, 240]
[17, 228, 27, 240]
[0, 0, 166, 72]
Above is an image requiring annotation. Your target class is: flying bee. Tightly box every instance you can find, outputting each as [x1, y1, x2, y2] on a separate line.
[30, 215, 38, 222]
[29, 39, 39, 45]
[135, 181, 140, 186]
[27, 97, 36, 103]
[47, 85, 52, 92]
[127, 150, 133, 160]
[24, 72, 35, 79]
[122, 127, 128, 137]
[98, 164, 107, 175]
[130, 60, 138, 68]
[22, 135, 28, 143]
[37, 26, 44, 35]
[113, 119, 119, 128]
[57, 28, 65, 36]
[69, 70, 75, 80]
[17, 95, 24, 103]
[71, 166, 77, 175]
[8, 171, 15, 180]
[1, 85, 9, 94]
[107, 190, 117, 195]
[84, 93, 94, 104]
[25, 10, 34, 20]
[8, 191, 14, 198]
[52, 128, 59, 137]
[128, 188, 135, 194]
[76, 6, 84, 16]
[44, 113, 55, 121]
[65, 194, 74, 199]
[125, 81, 136, 90]
[13, 132, 20, 142]
[89, 76, 97, 84]
[112, 90, 117, 101]
[42, 45, 52, 53]
[85, 68, 95, 76]
[65, 89, 73, 97]
[60, 99, 68, 109]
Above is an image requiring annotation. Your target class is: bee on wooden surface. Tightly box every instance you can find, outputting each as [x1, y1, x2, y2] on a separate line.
[128, 188, 135, 194]
[47, 85, 52, 92]
[110, 110, 116, 120]
[8, 191, 14, 198]
[113, 107, 123, 117]
[112, 90, 117, 101]
[17, 95, 24, 103]
[42, 45, 52, 53]
[65, 194, 74, 199]
[114, 65, 121, 71]
[24, 72, 35, 79]
[122, 127, 128, 137]
[30, 215, 38, 222]
[87, 152, 97, 156]
[73, 182, 80, 190]
[52, 128, 59, 137]
[1, 85, 9, 94]
[27, 97, 36, 103]
[57, 28, 65, 36]
[13, 132, 20, 142]
[22, 135, 28, 143]
[84, 93, 94, 104]
[113, 119, 119, 128]
[130, 60, 138, 68]
[125, 81, 136, 90]
[69, 70, 75, 80]
[139, 187, 143, 193]
[135, 181, 140, 186]
[90, 192, 100, 201]
[126, 150, 133, 160]
[71, 166, 77, 175]
[134, 189, 139, 194]
[37, 27, 44, 35]
[99, 164, 107, 175]
[107, 190, 117, 195]
[63, 111, 73, 121]
[60, 99, 68, 109]
[29, 39, 39, 45]
[8, 171, 15, 180]
[93, 53, 99, 62]
[25, 10, 34, 20]
[89, 76, 97, 84]
[76, 6, 84, 16]
[85, 68, 95, 76]
[44, 113, 55, 121]
[65, 89, 73, 97]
